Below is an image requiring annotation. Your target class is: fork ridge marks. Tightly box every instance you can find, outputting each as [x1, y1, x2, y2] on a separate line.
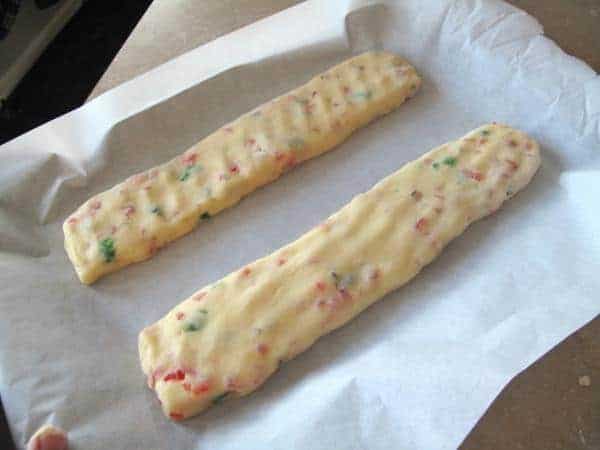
[63, 51, 422, 284]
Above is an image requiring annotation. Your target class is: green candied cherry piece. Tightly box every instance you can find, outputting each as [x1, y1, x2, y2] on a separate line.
[352, 90, 373, 100]
[99, 238, 116, 263]
[200, 212, 211, 220]
[432, 162, 440, 170]
[179, 166, 194, 181]
[151, 206, 163, 216]
[179, 164, 202, 182]
[182, 309, 208, 333]
[442, 156, 458, 167]
[183, 323, 200, 332]
[212, 392, 230, 405]
[330, 271, 354, 291]
[481, 129, 491, 136]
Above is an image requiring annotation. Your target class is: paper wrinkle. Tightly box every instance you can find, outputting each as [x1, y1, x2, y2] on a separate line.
[344, 4, 388, 53]
[428, 2, 456, 53]
[1, 0, 600, 449]
[459, 7, 531, 49]
[448, 0, 599, 147]
[581, 81, 600, 138]
[0, 206, 48, 257]
[0, 140, 91, 226]
[346, 0, 381, 10]
[323, 379, 367, 448]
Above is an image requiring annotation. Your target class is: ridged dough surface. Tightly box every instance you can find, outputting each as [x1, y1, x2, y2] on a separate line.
[139, 124, 541, 420]
[63, 51, 421, 284]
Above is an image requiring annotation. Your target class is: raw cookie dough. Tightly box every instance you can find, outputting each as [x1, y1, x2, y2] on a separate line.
[139, 124, 541, 420]
[27, 425, 68, 450]
[63, 51, 421, 284]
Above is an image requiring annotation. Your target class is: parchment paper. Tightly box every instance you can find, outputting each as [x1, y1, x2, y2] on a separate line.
[1, 1, 599, 449]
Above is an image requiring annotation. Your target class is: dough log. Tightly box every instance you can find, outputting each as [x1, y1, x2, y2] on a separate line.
[138, 124, 541, 420]
[63, 51, 421, 284]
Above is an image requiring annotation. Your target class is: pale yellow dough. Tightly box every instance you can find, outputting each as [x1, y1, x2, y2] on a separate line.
[138, 124, 541, 420]
[63, 51, 421, 284]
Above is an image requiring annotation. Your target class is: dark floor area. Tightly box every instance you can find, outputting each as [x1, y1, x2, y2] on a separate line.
[0, 396, 13, 450]
[0, 0, 152, 144]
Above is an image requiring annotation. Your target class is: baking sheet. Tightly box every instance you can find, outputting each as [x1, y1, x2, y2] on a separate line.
[1, 0, 599, 449]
